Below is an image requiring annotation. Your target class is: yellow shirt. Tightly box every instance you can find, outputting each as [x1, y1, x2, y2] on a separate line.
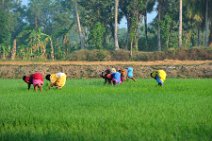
[157, 70, 166, 82]
[152, 70, 167, 82]
[50, 72, 66, 88]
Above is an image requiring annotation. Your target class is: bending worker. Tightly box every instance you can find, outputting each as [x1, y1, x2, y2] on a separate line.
[45, 72, 67, 89]
[150, 70, 167, 86]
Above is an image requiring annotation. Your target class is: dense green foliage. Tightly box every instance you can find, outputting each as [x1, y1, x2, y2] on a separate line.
[0, 79, 212, 141]
[88, 22, 106, 49]
[0, 0, 211, 60]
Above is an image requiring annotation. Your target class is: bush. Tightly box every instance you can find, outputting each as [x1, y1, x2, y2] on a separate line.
[96, 50, 111, 61]
[68, 49, 111, 61]
[68, 50, 89, 61]
[66, 48, 212, 61]
[132, 52, 151, 61]
[111, 49, 130, 61]
[175, 49, 189, 60]
[187, 48, 212, 60]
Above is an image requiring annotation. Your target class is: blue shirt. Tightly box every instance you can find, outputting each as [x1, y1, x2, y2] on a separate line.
[112, 72, 121, 83]
[127, 67, 133, 78]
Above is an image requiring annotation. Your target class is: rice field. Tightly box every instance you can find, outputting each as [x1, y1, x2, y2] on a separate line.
[0, 78, 211, 141]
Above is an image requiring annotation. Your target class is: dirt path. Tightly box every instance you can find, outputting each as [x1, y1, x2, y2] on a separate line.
[0, 60, 211, 66]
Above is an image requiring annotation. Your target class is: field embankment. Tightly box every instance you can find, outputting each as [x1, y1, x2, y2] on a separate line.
[0, 60, 211, 78]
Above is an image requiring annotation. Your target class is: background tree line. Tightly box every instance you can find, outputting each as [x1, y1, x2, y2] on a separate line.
[0, 0, 211, 60]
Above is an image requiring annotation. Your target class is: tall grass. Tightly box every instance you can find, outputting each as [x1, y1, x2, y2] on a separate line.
[0, 79, 211, 141]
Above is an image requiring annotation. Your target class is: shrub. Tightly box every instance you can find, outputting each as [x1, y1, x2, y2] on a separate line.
[132, 51, 151, 61]
[68, 50, 89, 61]
[111, 49, 130, 61]
[66, 48, 212, 61]
[68, 49, 111, 61]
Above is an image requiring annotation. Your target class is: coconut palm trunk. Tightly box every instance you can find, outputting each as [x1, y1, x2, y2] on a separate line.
[157, 2, 161, 51]
[125, 17, 130, 50]
[34, 16, 38, 30]
[49, 38, 54, 60]
[197, 28, 200, 47]
[204, 0, 209, 47]
[209, 24, 212, 47]
[144, 10, 148, 49]
[114, 0, 120, 50]
[75, 2, 85, 49]
[10, 38, 16, 60]
[130, 38, 133, 58]
[179, 0, 182, 48]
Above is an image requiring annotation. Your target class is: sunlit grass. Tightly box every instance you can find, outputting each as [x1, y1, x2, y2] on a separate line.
[0, 78, 211, 141]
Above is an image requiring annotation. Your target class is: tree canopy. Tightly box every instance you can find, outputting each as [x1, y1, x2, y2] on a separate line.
[0, 0, 211, 60]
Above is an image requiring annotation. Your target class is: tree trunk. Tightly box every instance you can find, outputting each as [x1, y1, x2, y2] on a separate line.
[40, 43, 46, 59]
[166, 35, 170, 49]
[209, 19, 212, 46]
[197, 28, 200, 47]
[179, 0, 182, 48]
[63, 34, 67, 47]
[134, 17, 140, 51]
[63, 34, 69, 57]
[130, 39, 133, 58]
[0, 44, 2, 59]
[204, 0, 209, 47]
[133, 14, 141, 51]
[134, 36, 139, 50]
[2, 45, 6, 60]
[11, 38, 16, 60]
[209, 25, 212, 47]
[125, 30, 129, 50]
[157, 2, 161, 51]
[63, 34, 69, 49]
[34, 16, 38, 30]
[125, 16, 130, 50]
[209, 32, 212, 47]
[50, 38, 54, 60]
[144, 10, 148, 49]
[114, 0, 120, 50]
[75, 2, 85, 49]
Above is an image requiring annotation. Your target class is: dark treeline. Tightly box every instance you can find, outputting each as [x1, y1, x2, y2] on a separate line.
[0, 0, 211, 60]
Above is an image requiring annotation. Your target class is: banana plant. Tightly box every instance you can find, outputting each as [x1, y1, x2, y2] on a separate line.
[18, 28, 54, 60]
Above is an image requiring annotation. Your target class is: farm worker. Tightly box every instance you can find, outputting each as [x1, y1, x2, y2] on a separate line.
[150, 70, 167, 86]
[111, 68, 116, 73]
[126, 67, 136, 81]
[22, 72, 44, 92]
[112, 71, 121, 85]
[45, 72, 67, 89]
[100, 68, 113, 84]
[118, 69, 127, 82]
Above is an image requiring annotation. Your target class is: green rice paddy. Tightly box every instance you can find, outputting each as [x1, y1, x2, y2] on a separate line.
[0, 78, 211, 141]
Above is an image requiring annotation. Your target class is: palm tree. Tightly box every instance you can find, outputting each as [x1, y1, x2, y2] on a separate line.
[179, 0, 182, 48]
[204, 0, 209, 47]
[10, 39, 16, 60]
[114, 0, 120, 50]
[74, 1, 85, 49]
[144, 9, 148, 49]
[145, 0, 157, 49]
[27, 28, 54, 60]
[157, 1, 161, 50]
